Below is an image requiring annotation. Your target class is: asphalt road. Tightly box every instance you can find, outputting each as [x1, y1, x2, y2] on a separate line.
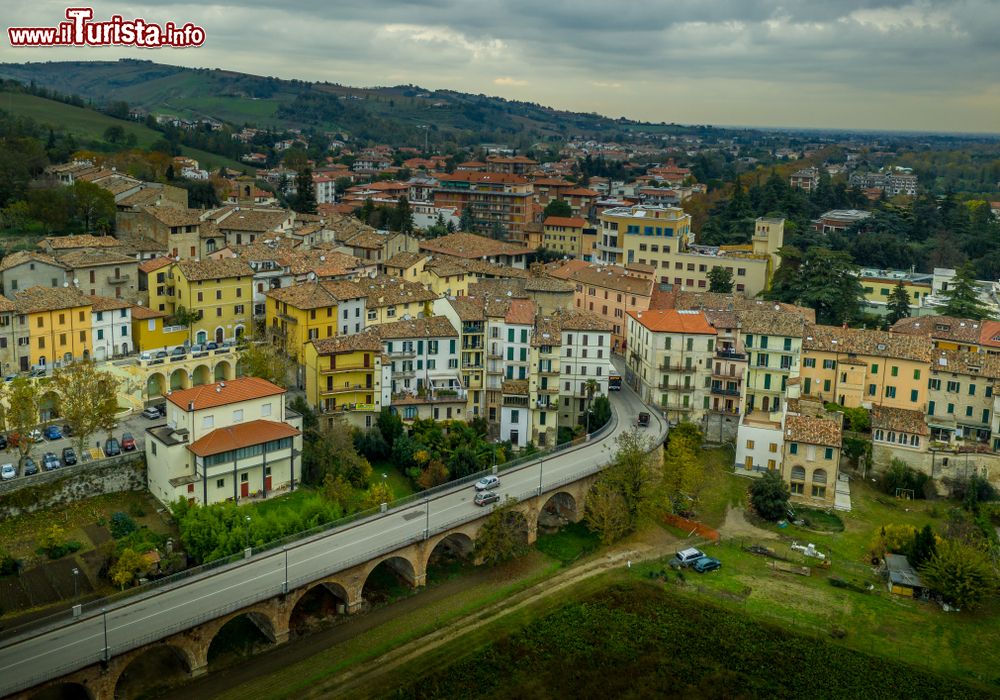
[0, 386, 665, 696]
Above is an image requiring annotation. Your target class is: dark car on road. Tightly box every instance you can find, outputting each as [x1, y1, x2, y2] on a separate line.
[42, 452, 61, 471]
[141, 406, 161, 420]
[104, 438, 122, 457]
[636, 412, 650, 428]
[44, 425, 63, 440]
[121, 432, 137, 451]
[474, 491, 500, 507]
[23, 457, 38, 475]
[62, 447, 78, 466]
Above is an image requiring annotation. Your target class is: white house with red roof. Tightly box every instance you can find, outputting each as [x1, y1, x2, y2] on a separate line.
[144, 376, 303, 507]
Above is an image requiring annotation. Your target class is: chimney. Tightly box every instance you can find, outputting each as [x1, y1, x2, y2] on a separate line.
[188, 402, 194, 411]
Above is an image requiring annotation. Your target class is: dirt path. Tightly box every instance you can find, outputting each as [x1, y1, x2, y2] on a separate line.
[718, 505, 779, 540]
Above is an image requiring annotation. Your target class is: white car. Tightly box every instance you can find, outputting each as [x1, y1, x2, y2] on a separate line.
[28, 429, 44, 443]
[0, 463, 15, 480]
[474, 475, 500, 491]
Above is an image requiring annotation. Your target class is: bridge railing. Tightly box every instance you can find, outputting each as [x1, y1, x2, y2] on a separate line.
[0, 401, 622, 644]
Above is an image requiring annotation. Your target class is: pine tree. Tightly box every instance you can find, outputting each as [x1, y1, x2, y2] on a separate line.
[459, 206, 474, 232]
[707, 266, 734, 293]
[293, 167, 317, 214]
[395, 196, 414, 234]
[886, 281, 912, 326]
[940, 262, 992, 320]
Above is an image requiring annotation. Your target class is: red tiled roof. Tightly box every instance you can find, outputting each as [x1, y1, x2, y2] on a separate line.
[187, 419, 300, 457]
[505, 299, 535, 325]
[139, 257, 173, 274]
[627, 309, 716, 335]
[166, 377, 285, 411]
[543, 216, 587, 228]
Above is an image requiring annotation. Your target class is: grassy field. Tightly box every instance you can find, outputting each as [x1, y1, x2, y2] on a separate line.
[692, 444, 746, 527]
[0, 90, 248, 172]
[371, 461, 416, 499]
[383, 578, 994, 700]
[534, 522, 601, 565]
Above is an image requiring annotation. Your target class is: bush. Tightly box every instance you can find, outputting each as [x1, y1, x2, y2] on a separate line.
[110, 511, 138, 539]
[0, 549, 19, 577]
[749, 471, 790, 522]
[128, 502, 146, 518]
[879, 459, 930, 499]
[920, 539, 997, 609]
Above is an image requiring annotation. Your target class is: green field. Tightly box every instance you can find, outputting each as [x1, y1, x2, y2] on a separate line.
[0, 90, 247, 172]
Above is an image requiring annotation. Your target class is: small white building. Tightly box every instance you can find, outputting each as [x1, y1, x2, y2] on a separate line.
[144, 377, 303, 507]
[376, 315, 463, 397]
[88, 295, 133, 360]
[557, 309, 614, 427]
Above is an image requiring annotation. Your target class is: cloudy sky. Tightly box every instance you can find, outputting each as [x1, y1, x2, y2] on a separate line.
[3, 1, 998, 132]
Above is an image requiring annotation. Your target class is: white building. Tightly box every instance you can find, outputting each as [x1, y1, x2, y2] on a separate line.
[313, 173, 339, 205]
[735, 411, 785, 477]
[88, 296, 133, 360]
[493, 299, 535, 445]
[376, 315, 463, 398]
[144, 377, 303, 507]
[558, 309, 614, 427]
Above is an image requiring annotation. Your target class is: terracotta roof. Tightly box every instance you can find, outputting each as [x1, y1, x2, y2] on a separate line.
[0, 250, 65, 273]
[505, 299, 535, 325]
[524, 276, 575, 293]
[562, 187, 600, 197]
[117, 188, 164, 207]
[41, 234, 121, 250]
[738, 309, 807, 338]
[437, 171, 528, 185]
[447, 296, 486, 322]
[176, 258, 254, 282]
[57, 249, 136, 268]
[0, 295, 16, 312]
[784, 414, 842, 448]
[310, 333, 384, 355]
[265, 280, 366, 309]
[166, 377, 285, 411]
[419, 232, 531, 260]
[141, 206, 203, 227]
[371, 315, 457, 340]
[217, 208, 291, 233]
[532, 315, 562, 346]
[554, 307, 614, 332]
[139, 257, 174, 274]
[130, 305, 165, 320]
[979, 321, 1000, 349]
[803, 325, 932, 362]
[13, 286, 89, 313]
[930, 350, 1000, 379]
[360, 275, 438, 308]
[891, 315, 983, 345]
[187, 419, 300, 458]
[545, 260, 653, 297]
[384, 252, 429, 270]
[628, 309, 717, 335]
[543, 216, 587, 228]
[871, 405, 929, 436]
[86, 295, 131, 312]
[115, 234, 167, 253]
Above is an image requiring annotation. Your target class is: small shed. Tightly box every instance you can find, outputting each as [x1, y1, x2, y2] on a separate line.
[885, 554, 923, 597]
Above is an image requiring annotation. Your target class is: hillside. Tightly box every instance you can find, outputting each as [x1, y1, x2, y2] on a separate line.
[0, 59, 685, 146]
[0, 90, 247, 172]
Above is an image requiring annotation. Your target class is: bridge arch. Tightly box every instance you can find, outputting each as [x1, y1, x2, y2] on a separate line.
[191, 364, 212, 386]
[235, 358, 247, 378]
[538, 491, 579, 534]
[360, 553, 422, 608]
[288, 580, 352, 637]
[213, 360, 232, 381]
[27, 681, 93, 700]
[111, 643, 194, 700]
[169, 368, 189, 391]
[146, 372, 166, 398]
[203, 607, 281, 669]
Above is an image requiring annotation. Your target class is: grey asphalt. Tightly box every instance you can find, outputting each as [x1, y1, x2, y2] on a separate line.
[0, 385, 665, 696]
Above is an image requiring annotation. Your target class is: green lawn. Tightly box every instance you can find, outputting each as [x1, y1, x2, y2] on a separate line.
[249, 488, 319, 518]
[371, 461, 416, 499]
[535, 522, 601, 566]
[693, 445, 745, 527]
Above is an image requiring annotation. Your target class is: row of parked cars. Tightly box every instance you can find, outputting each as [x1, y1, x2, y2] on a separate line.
[0, 432, 138, 480]
[139, 340, 236, 362]
[672, 547, 722, 573]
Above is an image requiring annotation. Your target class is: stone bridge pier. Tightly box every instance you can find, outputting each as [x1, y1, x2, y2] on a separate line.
[14, 476, 598, 700]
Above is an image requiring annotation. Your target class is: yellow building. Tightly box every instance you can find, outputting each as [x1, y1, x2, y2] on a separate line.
[542, 216, 587, 257]
[529, 315, 561, 447]
[858, 268, 933, 316]
[14, 286, 92, 368]
[357, 275, 438, 327]
[782, 410, 843, 508]
[383, 252, 429, 281]
[890, 315, 984, 353]
[139, 257, 175, 314]
[169, 258, 255, 345]
[740, 309, 806, 415]
[799, 325, 932, 412]
[304, 333, 388, 430]
[265, 280, 367, 365]
[131, 305, 189, 353]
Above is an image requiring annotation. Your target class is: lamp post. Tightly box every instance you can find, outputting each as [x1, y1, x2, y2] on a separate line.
[245, 516, 251, 551]
[72, 567, 79, 600]
[424, 498, 430, 539]
[537, 456, 544, 496]
[282, 546, 289, 594]
[102, 608, 109, 662]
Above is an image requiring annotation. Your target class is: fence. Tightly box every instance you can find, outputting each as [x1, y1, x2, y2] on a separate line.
[663, 513, 721, 543]
[0, 452, 144, 496]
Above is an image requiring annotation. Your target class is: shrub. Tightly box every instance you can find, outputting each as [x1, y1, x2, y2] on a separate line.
[128, 502, 146, 518]
[0, 549, 19, 577]
[749, 471, 790, 522]
[879, 459, 930, 499]
[920, 540, 997, 609]
[110, 511, 138, 539]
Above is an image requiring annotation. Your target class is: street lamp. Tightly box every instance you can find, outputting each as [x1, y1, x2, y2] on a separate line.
[282, 546, 289, 594]
[245, 516, 251, 550]
[102, 607, 109, 662]
[72, 567, 79, 600]
[537, 456, 544, 496]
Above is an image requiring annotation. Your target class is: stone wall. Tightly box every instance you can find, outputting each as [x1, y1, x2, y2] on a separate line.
[871, 443, 1000, 496]
[0, 455, 147, 518]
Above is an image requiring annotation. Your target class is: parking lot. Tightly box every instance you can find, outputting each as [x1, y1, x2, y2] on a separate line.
[0, 409, 155, 478]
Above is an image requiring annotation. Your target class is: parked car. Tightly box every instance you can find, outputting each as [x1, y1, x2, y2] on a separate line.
[0, 463, 15, 480]
[62, 447, 77, 466]
[104, 438, 122, 457]
[28, 368, 46, 378]
[28, 429, 44, 443]
[153, 350, 168, 360]
[636, 412, 650, 428]
[22, 457, 38, 475]
[0, 434, 7, 450]
[671, 547, 706, 569]
[3, 374, 16, 382]
[43, 425, 63, 440]
[474, 475, 500, 491]
[141, 406, 162, 420]
[169, 346, 187, 357]
[474, 491, 500, 507]
[121, 432, 136, 451]
[156, 403, 167, 417]
[205, 341, 219, 351]
[692, 556, 722, 573]
[42, 452, 61, 471]
[190, 343, 206, 353]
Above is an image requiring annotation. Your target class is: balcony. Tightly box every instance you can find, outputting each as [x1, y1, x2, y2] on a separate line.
[462, 340, 483, 350]
[487, 350, 503, 359]
[461, 362, 483, 370]
[657, 382, 692, 391]
[395, 367, 416, 378]
[462, 323, 484, 334]
[660, 402, 693, 411]
[537, 385, 559, 394]
[716, 348, 746, 360]
[503, 395, 530, 407]
[536, 398, 558, 410]
[657, 363, 697, 373]
[387, 348, 417, 359]
[539, 367, 559, 375]
[107, 273, 131, 285]
[710, 386, 741, 396]
[324, 363, 372, 373]
[323, 382, 373, 394]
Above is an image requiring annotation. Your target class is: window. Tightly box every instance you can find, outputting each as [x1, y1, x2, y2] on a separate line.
[746, 439, 755, 449]
[913, 369, 921, 380]
[261, 403, 272, 417]
[769, 443, 777, 453]
[928, 400, 935, 415]
[946, 380, 959, 393]
[202, 415, 214, 428]
[910, 389, 918, 402]
[216, 479, 225, 489]
[216, 290, 222, 301]
[928, 378, 941, 390]
[822, 359, 836, 369]
[767, 459, 776, 471]
[811, 485, 826, 498]
[824, 448, 833, 460]
[232, 409, 244, 422]
[813, 468, 827, 484]
[823, 379, 830, 392]
[803, 358, 816, 368]
[789, 443, 798, 455]
[870, 363, 878, 375]
[890, 366, 898, 377]
[969, 384, 976, 396]
[885, 386, 897, 399]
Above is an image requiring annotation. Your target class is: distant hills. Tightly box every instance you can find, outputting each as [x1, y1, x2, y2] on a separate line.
[0, 59, 700, 147]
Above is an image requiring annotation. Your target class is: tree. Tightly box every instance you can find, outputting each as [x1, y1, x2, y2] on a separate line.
[748, 470, 790, 521]
[293, 167, 317, 214]
[103, 125, 126, 144]
[662, 422, 704, 510]
[474, 497, 530, 566]
[362, 480, 394, 510]
[7, 378, 40, 475]
[302, 418, 372, 488]
[909, 524, 938, 568]
[939, 262, 992, 320]
[543, 198, 572, 219]
[583, 379, 600, 433]
[595, 430, 660, 533]
[376, 407, 404, 450]
[51, 360, 122, 458]
[707, 266, 734, 294]
[334, 176, 352, 194]
[416, 459, 449, 489]
[586, 396, 612, 433]
[394, 196, 414, 234]
[458, 206, 474, 232]
[70, 180, 115, 233]
[584, 480, 631, 544]
[237, 340, 292, 388]
[792, 248, 865, 326]
[321, 473, 355, 512]
[109, 548, 146, 589]
[920, 540, 996, 609]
